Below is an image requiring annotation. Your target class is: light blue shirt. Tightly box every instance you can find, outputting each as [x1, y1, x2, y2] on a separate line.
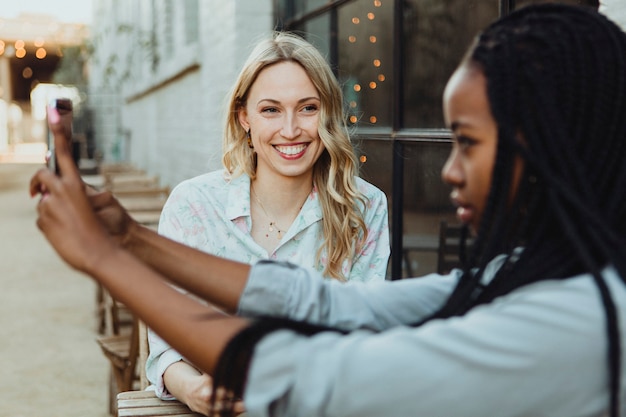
[147, 170, 390, 397]
[239, 259, 626, 417]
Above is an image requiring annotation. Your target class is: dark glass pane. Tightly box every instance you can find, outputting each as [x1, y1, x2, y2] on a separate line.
[354, 138, 393, 198]
[337, 0, 394, 128]
[294, 15, 332, 60]
[276, 0, 333, 20]
[516, 0, 599, 8]
[403, 0, 498, 128]
[401, 141, 457, 277]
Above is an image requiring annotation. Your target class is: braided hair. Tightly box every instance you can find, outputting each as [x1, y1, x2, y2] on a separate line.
[211, 4, 626, 416]
[431, 4, 626, 416]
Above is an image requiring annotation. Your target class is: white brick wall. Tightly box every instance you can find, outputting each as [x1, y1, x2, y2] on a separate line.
[89, 0, 273, 188]
[601, 0, 626, 31]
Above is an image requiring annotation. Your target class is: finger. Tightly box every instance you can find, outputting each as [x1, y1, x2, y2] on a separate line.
[89, 190, 117, 210]
[29, 167, 56, 197]
[47, 105, 80, 180]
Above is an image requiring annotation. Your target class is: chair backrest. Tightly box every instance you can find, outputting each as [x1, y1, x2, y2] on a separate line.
[437, 220, 471, 275]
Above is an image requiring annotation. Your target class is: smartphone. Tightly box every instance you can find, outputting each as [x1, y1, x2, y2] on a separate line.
[47, 98, 74, 174]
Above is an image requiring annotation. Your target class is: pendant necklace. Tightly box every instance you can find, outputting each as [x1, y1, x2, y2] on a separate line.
[251, 186, 286, 240]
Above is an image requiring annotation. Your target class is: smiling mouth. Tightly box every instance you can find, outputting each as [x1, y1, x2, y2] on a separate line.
[274, 144, 308, 156]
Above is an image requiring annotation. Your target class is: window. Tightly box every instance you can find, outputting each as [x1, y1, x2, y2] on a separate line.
[276, 0, 512, 278]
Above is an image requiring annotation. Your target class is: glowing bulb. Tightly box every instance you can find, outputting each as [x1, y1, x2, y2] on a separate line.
[349, 35, 356, 43]
[354, 84, 362, 92]
[373, 59, 381, 67]
[369, 36, 377, 43]
[352, 17, 360, 24]
[369, 116, 377, 123]
[36, 48, 47, 59]
[378, 74, 386, 81]
[367, 13, 375, 20]
[369, 82, 377, 89]
[16, 48, 26, 58]
[350, 115, 358, 123]
[360, 155, 367, 163]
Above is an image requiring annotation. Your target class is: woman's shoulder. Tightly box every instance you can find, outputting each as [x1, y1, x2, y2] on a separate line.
[354, 176, 388, 205]
[171, 169, 244, 193]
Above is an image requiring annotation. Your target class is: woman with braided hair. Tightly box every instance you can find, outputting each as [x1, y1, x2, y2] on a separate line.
[32, 3, 626, 416]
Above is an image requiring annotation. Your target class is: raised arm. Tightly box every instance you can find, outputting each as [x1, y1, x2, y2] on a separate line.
[31, 106, 250, 375]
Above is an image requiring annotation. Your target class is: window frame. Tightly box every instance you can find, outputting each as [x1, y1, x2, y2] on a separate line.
[274, 0, 515, 278]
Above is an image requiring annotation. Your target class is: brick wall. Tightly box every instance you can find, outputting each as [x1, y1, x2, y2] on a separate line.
[89, 0, 272, 189]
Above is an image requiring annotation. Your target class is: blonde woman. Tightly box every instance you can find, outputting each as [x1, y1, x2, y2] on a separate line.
[146, 32, 390, 415]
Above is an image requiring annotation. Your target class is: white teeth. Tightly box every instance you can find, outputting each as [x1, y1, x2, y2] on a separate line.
[274, 144, 307, 155]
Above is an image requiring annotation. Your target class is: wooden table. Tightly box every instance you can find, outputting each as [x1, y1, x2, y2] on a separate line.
[118, 390, 248, 416]
[117, 390, 203, 416]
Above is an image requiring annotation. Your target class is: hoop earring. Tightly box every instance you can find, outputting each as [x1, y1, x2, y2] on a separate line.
[247, 129, 254, 149]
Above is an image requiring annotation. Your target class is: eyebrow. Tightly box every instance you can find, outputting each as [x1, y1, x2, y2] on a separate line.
[256, 97, 320, 106]
[449, 120, 473, 132]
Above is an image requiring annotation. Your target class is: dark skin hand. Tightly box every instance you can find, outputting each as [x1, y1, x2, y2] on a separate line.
[31, 105, 252, 382]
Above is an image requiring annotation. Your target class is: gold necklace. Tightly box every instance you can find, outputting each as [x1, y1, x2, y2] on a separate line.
[250, 186, 285, 239]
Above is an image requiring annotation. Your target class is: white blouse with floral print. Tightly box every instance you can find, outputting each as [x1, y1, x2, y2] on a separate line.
[146, 169, 390, 398]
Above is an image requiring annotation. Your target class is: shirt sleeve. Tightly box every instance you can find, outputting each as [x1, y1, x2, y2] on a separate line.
[144, 328, 183, 399]
[239, 260, 459, 330]
[345, 181, 391, 282]
[242, 272, 620, 417]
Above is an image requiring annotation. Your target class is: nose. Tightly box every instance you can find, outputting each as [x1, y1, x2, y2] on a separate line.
[280, 112, 301, 140]
[441, 147, 463, 187]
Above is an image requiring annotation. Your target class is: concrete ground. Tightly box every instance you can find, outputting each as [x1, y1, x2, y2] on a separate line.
[0, 160, 110, 417]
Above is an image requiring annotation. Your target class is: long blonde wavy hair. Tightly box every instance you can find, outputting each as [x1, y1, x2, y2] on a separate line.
[222, 31, 368, 280]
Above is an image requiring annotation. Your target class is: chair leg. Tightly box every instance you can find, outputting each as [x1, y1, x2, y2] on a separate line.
[108, 367, 118, 415]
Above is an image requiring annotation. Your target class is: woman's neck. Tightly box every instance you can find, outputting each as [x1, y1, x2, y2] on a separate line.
[250, 173, 313, 218]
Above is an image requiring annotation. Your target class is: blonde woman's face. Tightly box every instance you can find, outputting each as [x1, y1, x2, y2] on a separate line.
[238, 61, 325, 183]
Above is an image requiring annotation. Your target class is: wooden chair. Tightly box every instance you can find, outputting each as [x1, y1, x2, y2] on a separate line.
[96, 293, 142, 415]
[436, 220, 472, 275]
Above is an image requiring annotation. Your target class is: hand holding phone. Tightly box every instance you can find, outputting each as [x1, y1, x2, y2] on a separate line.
[46, 98, 73, 174]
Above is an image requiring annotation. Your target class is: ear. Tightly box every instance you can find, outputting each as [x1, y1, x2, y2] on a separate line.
[238, 107, 250, 132]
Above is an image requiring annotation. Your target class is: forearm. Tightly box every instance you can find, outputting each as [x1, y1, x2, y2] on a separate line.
[89, 245, 249, 375]
[123, 221, 250, 314]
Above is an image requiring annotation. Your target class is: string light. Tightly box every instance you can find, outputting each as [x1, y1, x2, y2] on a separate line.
[352, 17, 360, 24]
[349, 35, 356, 43]
[353, 84, 362, 92]
[378, 74, 386, 81]
[16, 48, 26, 58]
[373, 59, 381, 67]
[369, 36, 377, 43]
[36, 48, 47, 59]
[367, 12, 375, 20]
[374, 0, 382, 6]
[360, 155, 367, 163]
[369, 116, 377, 123]
[369, 81, 377, 89]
